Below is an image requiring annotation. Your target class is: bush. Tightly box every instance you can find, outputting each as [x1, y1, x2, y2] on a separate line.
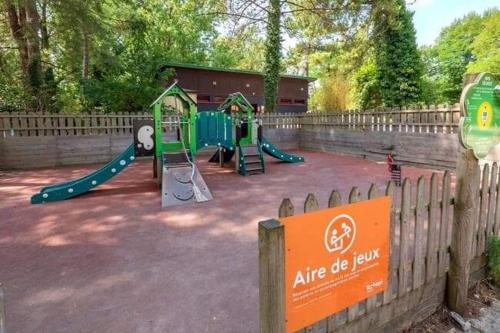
[488, 235, 500, 286]
[310, 72, 353, 112]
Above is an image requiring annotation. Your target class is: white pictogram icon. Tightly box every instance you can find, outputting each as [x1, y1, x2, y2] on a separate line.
[138, 125, 154, 150]
[324, 214, 356, 254]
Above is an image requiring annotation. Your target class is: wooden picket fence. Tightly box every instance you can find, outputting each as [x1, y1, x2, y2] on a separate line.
[259, 162, 499, 332]
[0, 106, 459, 137]
[0, 112, 151, 137]
[302, 105, 461, 134]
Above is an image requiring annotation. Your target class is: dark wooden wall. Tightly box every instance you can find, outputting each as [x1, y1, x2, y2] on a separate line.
[167, 66, 309, 113]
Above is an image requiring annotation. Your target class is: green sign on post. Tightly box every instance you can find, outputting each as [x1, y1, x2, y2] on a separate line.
[459, 73, 500, 159]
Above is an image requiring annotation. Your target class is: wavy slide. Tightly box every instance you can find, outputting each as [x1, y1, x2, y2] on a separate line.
[259, 136, 304, 163]
[31, 144, 136, 204]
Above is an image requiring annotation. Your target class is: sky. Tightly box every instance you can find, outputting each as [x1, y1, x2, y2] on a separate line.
[409, 0, 500, 46]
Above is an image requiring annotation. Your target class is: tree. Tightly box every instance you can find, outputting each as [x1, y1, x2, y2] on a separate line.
[220, 1, 393, 113]
[263, 0, 281, 113]
[352, 60, 382, 110]
[4, 0, 42, 91]
[210, 26, 265, 71]
[433, 12, 483, 103]
[373, 0, 423, 107]
[467, 10, 500, 74]
[0, 0, 223, 112]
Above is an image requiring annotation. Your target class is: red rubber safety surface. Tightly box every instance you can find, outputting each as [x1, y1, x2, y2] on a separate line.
[0, 151, 443, 333]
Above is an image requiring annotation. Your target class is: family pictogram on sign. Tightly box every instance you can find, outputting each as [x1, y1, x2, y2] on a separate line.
[324, 214, 356, 254]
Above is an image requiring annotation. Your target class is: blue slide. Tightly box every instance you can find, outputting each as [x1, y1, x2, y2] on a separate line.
[260, 136, 304, 163]
[31, 144, 136, 204]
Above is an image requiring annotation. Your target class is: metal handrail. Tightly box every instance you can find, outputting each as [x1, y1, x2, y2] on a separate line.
[161, 121, 189, 125]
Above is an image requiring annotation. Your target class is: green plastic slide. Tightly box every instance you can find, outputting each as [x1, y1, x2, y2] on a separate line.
[260, 136, 304, 163]
[31, 144, 136, 204]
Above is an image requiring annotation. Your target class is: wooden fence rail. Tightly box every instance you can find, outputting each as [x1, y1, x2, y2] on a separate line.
[259, 161, 499, 332]
[302, 105, 461, 134]
[0, 106, 460, 137]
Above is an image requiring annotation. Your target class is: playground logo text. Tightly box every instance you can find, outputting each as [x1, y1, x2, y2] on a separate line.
[280, 197, 390, 333]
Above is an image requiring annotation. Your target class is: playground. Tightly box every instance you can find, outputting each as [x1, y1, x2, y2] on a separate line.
[0, 150, 440, 332]
[0, 74, 498, 332]
[1, 0, 499, 329]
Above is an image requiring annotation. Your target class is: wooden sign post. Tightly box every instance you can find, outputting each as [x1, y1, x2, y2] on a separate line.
[447, 72, 497, 314]
[447, 148, 480, 314]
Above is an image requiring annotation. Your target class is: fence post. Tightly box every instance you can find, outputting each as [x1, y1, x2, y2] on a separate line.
[447, 73, 481, 315]
[259, 219, 285, 333]
[447, 148, 480, 314]
[0, 286, 5, 333]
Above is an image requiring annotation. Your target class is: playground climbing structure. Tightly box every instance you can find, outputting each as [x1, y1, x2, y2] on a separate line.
[150, 83, 214, 207]
[30, 82, 304, 206]
[211, 92, 304, 175]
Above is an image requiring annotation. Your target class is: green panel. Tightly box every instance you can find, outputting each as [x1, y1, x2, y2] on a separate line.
[196, 111, 233, 150]
[31, 144, 136, 204]
[163, 142, 184, 152]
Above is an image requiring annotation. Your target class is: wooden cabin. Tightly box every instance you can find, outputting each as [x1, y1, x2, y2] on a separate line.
[162, 63, 315, 113]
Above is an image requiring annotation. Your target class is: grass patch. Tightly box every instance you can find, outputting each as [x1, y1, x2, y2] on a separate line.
[488, 235, 500, 286]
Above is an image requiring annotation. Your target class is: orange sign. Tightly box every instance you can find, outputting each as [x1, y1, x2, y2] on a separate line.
[280, 197, 391, 332]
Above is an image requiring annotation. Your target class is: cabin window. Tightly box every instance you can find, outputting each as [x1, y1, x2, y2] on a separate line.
[279, 98, 293, 104]
[294, 99, 306, 105]
[212, 96, 225, 103]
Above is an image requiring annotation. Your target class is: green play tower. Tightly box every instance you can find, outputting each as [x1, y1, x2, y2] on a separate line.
[150, 82, 198, 176]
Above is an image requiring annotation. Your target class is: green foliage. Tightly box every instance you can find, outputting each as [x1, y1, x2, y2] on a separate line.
[263, 0, 281, 113]
[488, 235, 500, 286]
[414, 9, 500, 105]
[1, 0, 222, 113]
[0, 41, 28, 111]
[27, 56, 42, 94]
[468, 10, 500, 74]
[2, 1, 499, 113]
[433, 12, 484, 103]
[309, 71, 351, 111]
[211, 26, 265, 71]
[419, 46, 445, 105]
[352, 61, 382, 110]
[373, 0, 423, 107]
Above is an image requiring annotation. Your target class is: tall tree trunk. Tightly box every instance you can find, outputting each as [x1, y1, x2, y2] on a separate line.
[82, 30, 90, 80]
[263, 0, 281, 113]
[25, 0, 41, 64]
[40, 0, 49, 49]
[24, 0, 43, 100]
[4, 0, 29, 74]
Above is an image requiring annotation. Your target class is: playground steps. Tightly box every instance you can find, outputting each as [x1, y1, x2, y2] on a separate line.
[238, 144, 265, 176]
